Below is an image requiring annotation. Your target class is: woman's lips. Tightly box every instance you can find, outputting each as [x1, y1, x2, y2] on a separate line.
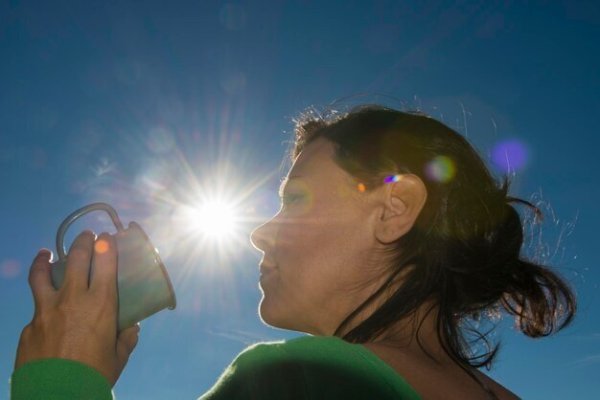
[259, 259, 277, 271]
[259, 263, 277, 281]
[260, 264, 277, 275]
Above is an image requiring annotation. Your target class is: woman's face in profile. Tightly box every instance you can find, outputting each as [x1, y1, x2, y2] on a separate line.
[251, 138, 386, 335]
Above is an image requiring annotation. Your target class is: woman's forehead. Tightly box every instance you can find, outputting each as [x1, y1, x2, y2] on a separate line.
[284, 139, 360, 197]
[289, 138, 336, 176]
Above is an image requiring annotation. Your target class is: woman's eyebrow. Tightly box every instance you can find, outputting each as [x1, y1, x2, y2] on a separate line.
[278, 176, 303, 197]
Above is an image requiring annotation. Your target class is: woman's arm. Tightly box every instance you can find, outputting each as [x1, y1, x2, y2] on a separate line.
[11, 231, 139, 397]
[10, 358, 113, 400]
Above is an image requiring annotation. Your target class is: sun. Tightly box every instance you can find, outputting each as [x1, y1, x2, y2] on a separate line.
[189, 199, 238, 239]
[181, 198, 240, 242]
[146, 157, 280, 278]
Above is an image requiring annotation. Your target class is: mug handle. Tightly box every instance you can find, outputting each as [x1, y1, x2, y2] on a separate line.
[56, 202, 125, 260]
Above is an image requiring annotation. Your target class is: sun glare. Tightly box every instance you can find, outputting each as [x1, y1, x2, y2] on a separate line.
[182, 199, 239, 242]
[189, 200, 237, 239]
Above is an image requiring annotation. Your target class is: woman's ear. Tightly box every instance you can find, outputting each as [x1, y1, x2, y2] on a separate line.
[374, 174, 427, 244]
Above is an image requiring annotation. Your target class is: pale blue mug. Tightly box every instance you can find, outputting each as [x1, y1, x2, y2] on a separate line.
[50, 203, 176, 331]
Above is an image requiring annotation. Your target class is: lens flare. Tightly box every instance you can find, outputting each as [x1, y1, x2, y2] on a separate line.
[1, 259, 21, 279]
[94, 239, 110, 254]
[219, 4, 246, 30]
[384, 174, 402, 183]
[425, 156, 456, 183]
[492, 139, 528, 173]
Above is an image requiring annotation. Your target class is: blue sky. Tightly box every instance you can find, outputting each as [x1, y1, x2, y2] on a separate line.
[1, 1, 599, 398]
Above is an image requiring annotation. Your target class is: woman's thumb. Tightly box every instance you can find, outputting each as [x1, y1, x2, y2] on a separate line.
[116, 323, 140, 362]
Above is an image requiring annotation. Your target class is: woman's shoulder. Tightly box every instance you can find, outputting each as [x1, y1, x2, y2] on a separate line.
[227, 335, 421, 399]
[236, 336, 519, 399]
[236, 334, 405, 368]
[235, 335, 351, 360]
[362, 341, 521, 400]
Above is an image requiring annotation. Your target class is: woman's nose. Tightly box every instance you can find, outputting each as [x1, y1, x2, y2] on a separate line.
[250, 219, 275, 253]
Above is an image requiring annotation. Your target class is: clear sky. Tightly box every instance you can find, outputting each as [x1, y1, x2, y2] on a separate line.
[1, 1, 599, 398]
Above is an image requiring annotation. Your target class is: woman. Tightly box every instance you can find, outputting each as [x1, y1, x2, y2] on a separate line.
[11, 106, 576, 399]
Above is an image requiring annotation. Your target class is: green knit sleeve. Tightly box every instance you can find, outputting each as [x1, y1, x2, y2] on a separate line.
[10, 358, 113, 400]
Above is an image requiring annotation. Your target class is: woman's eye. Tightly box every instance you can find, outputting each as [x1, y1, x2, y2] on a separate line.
[281, 193, 302, 205]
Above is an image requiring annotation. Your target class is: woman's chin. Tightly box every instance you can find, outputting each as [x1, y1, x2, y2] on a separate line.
[258, 298, 291, 330]
[257, 297, 275, 325]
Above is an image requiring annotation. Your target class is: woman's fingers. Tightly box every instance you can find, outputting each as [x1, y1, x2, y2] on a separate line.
[90, 232, 118, 295]
[18, 231, 135, 386]
[28, 249, 55, 310]
[63, 230, 95, 292]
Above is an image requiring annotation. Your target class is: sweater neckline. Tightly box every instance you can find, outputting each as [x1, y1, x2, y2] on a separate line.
[321, 336, 421, 398]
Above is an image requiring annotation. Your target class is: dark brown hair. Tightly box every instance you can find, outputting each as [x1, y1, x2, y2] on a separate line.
[292, 105, 576, 398]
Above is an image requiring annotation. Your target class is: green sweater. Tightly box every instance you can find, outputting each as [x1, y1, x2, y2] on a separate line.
[10, 336, 421, 399]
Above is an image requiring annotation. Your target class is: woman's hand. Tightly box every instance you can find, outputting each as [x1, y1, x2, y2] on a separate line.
[14, 231, 140, 386]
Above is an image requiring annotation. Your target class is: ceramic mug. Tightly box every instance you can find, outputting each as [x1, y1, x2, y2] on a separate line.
[50, 202, 176, 331]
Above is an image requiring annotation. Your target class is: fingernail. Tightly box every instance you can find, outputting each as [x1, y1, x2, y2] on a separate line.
[38, 248, 51, 257]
